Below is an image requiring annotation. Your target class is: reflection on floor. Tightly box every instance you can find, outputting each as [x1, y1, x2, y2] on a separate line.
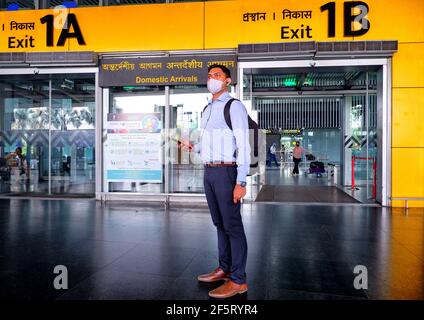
[256, 185, 359, 203]
[257, 164, 375, 204]
[0, 179, 95, 197]
[265, 163, 333, 186]
[0, 199, 423, 300]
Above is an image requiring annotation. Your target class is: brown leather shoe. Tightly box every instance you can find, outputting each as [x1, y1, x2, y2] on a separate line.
[208, 280, 248, 298]
[197, 267, 230, 283]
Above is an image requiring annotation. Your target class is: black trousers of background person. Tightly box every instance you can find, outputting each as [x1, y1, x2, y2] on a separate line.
[293, 157, 301, 174]
[203, 166, 248, 285]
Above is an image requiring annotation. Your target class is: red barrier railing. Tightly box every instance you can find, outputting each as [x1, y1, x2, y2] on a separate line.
[351, 156, 376, 199]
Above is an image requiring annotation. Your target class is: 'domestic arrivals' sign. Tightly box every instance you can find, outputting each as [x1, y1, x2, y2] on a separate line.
[99, 55, 237, 87]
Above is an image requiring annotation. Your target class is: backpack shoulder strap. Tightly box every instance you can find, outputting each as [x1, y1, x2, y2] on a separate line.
[223, 98, 238, 130]
[201, 104, 209, 115]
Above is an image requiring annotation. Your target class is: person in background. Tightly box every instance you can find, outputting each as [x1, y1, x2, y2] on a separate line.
[280, 144, 286, 163]
[292, 141, 306, 176]
[5, 147, 29, 176]
[268, 142, 279, 167]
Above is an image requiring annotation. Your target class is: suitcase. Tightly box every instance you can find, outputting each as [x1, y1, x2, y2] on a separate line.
[0, 158, 11, 181]
[309, 161, 325, 174]
[0, 167, 11, 181]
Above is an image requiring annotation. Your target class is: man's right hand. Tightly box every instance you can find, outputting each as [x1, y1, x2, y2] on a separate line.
[179, 140, 193, 151]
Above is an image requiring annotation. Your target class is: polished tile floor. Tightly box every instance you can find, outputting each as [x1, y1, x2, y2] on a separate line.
[255, 185, 359, 203]
[0, 199, 423, 300]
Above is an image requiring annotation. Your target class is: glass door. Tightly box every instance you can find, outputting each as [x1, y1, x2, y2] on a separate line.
[50, 74, 96, 196]
[240, 63, 381, 203]
[168, 85, 209, 194]
[0, 72, 96, 197]
[103, 86, 165, 194]
[0, 75, 50, 195]
[349, 71, 378, 201]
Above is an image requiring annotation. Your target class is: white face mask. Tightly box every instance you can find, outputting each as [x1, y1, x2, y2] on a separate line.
[207, 78, 225, 94]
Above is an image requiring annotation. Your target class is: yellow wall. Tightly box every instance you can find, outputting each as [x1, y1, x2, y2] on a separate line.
[0, 0, 423, 206]
[392, 48, 424, 207]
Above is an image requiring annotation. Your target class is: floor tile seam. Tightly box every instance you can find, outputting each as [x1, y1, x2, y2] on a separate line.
[396, 243, 424, 263]
[84, 236, 141, 245]
[161, 227, 217, 235]
[80, 238, 145, 246]
[266, 283, 369, 300]
[126, 240, 206, 252]
[266, 286, 369, 300]
[55, 264, 178, 300]
[322, 234, 397, 244]
[101, 268, 183, 280]
[267, 254, 348, 267]
[66, 241, 140, 285]
[248, 201, 381, 207]
[174, 248, 204, 280]
[102, 247, 200, 276]
[337, 256, 424, 272]
[364, 271, 424, 286]
[54, 266, 108, 300]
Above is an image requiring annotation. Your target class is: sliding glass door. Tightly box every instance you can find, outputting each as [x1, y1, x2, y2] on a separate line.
[0, 72, 96, 197]
[0, 76, 49, 195]
[348, 71, 378, 200]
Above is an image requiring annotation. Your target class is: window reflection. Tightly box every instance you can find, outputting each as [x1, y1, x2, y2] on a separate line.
[169, 86, 209, 193]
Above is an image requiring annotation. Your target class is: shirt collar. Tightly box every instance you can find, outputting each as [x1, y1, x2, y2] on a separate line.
[208, 91, 231, 104]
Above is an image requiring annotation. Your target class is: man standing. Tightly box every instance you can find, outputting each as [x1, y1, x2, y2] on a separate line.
[197, 64, 250, 298]
[269, 142, 279, 167]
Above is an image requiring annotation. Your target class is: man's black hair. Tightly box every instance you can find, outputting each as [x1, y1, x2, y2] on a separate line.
[208, 64, 231, 78]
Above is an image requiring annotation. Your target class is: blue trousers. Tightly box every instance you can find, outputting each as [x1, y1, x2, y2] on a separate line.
[203, 166, 248, 284]
[269, 153, 279, 166]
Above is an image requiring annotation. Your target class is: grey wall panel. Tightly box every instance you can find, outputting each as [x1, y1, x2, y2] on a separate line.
[256, 97, 344, 129]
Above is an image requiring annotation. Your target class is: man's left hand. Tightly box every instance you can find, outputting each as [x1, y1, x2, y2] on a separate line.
[233, 184, 247, 204]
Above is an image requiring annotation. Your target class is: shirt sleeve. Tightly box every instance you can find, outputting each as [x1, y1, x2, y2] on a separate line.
[193, 105, 209, 154]
[192, 140, 201, 153]
[229, 100, 251, 183]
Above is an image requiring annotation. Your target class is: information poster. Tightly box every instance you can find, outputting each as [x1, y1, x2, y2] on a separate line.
[104, 113, 162, 183]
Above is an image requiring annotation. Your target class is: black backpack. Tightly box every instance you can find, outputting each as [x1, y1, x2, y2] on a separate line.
[202, 98, 261, 175]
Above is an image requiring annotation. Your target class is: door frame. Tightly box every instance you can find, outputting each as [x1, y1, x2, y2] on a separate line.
[237, 58, 391, 206]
